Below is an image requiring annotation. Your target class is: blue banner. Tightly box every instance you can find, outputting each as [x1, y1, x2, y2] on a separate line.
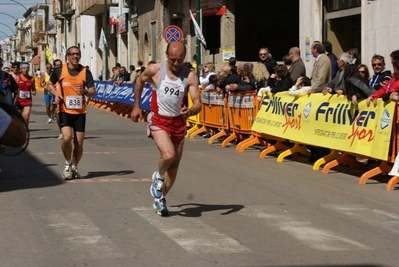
[93, 81, 152, 111]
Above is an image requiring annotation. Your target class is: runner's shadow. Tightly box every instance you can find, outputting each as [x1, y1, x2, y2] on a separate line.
[84, 170, 135, 178]
[169, 203, 244, 217]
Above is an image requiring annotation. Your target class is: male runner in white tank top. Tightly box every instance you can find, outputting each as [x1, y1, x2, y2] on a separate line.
[131, 42, 201, 216]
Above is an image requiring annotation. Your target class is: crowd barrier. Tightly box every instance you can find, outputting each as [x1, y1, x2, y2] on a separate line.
[71, 82, 399, 191]
[186, 89, 399, 191]
[89, 81, 151, 119]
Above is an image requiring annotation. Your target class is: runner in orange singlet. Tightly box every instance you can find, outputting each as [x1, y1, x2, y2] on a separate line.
[47, 46, 96, 180]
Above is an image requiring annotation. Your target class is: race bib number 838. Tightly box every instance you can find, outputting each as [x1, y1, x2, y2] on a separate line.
[66, 95, 83, 109]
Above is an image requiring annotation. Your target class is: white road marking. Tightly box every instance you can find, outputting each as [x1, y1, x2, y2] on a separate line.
[240, 205, 372, 251]
[132, 207, 251, 254]
[30, 210, 125, 259]
[322, 204, 399, 235]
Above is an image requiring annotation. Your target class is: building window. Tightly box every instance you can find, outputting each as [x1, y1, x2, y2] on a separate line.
[324, 0, 361, 12]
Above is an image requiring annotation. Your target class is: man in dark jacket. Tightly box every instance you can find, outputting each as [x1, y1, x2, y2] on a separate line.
[368, 54, 392, 90]
[258, 47, 277, 76]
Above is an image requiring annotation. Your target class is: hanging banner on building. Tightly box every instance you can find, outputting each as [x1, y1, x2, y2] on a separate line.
[119, 13, 128, 34]
[45, 45, 53, 63]
[109, 7, 119, 25]
[252, 92, 396, 161]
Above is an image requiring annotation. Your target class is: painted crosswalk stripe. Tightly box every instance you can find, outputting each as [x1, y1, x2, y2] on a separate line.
[240, 205, 372, 251]
[31, 210, 125, 259]
[322, 204, 399, 235]
[132, 207, 251, 254]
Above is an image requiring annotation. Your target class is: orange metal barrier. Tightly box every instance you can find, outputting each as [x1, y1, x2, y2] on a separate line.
[189, 90, 230, 144]
[221, 90, 258, 147]
[186, 92, 202, 137]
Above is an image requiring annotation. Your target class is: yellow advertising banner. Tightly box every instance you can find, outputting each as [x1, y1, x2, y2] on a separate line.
[252, 92, 396, 161]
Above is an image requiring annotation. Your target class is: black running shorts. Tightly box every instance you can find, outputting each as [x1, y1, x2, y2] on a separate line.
[59, 112, 86, 132]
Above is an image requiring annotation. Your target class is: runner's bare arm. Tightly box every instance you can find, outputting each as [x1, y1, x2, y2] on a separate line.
[131, 64, 159, 122]
[48, 81, 62, 104]
[85, 86, 96, 97]
[31, 78, 37, 96]
[185, 70, 201, 115]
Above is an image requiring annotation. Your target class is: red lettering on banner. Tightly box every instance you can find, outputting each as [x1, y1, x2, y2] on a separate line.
[347, 116, 374, 146]
[282, 112, 302, 134]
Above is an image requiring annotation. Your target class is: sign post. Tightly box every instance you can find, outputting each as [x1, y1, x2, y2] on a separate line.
[163, 25, 183, 44]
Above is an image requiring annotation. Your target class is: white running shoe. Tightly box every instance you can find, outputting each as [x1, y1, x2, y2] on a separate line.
[71, 166, 82, 179]
[62, 164, 72, 180]
[47, 118, 52, 124]
[58, 133, 63, 140]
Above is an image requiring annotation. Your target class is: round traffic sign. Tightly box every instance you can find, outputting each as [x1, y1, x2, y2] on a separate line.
[163, 25, 183, 44]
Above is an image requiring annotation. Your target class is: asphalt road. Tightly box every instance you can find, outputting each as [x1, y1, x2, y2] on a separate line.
[1, 93, 398, 267]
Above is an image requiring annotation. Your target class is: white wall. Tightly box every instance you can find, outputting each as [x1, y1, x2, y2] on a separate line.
[362, 0, 399, 70]
[80, 15, 97, 77]
[299, 0, 323, 77]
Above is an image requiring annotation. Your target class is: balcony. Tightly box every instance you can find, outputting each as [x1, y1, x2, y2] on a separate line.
[33, 32, 46, 44]
[77, 0, 118, 16]
[53, 0, 76, 20]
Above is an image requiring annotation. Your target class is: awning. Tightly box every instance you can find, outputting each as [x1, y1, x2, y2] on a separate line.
[31, 55, 40, 65]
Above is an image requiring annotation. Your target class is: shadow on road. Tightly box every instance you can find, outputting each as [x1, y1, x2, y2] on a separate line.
[169, 203, 244, 217]
[84, 170, 135, 178]
[0, 151, 63, 193]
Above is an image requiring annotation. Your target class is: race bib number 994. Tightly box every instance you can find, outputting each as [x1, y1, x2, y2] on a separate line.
[66, 95, 83, 109]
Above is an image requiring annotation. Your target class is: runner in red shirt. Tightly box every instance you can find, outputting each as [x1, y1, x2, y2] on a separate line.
[15, 63, 36, 126]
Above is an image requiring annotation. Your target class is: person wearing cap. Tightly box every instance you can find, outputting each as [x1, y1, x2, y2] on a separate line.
[15, 62, 36, 126]
[0, 58, 19, 106]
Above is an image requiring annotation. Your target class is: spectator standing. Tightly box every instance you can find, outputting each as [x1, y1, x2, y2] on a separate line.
[358, 64, 370, 82]
[323, 41, 339, 79]
[258, 47, 277, 77]
[314, 52, 350, 94]
[287, 47, 306, 83]
[199, 62, 216, 90]
[310, 43, 332, 90]
[348, 48, 361, 66]
[368, 50, 399, 104]
[342, 62, 375, 105]
[368, 54, 391, 90]
[128, 65, 137, 83]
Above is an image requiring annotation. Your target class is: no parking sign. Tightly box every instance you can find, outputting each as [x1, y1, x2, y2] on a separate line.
[163, 25, 183, 44]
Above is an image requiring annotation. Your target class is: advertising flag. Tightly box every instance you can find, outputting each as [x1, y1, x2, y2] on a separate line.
[189, 10, 206, 48]
[99, 28, 107, 51]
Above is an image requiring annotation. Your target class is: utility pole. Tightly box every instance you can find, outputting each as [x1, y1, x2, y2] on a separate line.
[64, 0, 67, 61]
[195, 0, 201, 71]
[104, 0, 109, 80]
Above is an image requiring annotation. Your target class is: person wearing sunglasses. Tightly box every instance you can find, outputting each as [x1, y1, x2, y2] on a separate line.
[368, 54, 392, 90]
[47, 46, 96, 180]
[258, 47, 277, 77]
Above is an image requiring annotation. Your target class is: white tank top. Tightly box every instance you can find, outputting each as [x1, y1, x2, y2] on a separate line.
[151, 62, 188, 117]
